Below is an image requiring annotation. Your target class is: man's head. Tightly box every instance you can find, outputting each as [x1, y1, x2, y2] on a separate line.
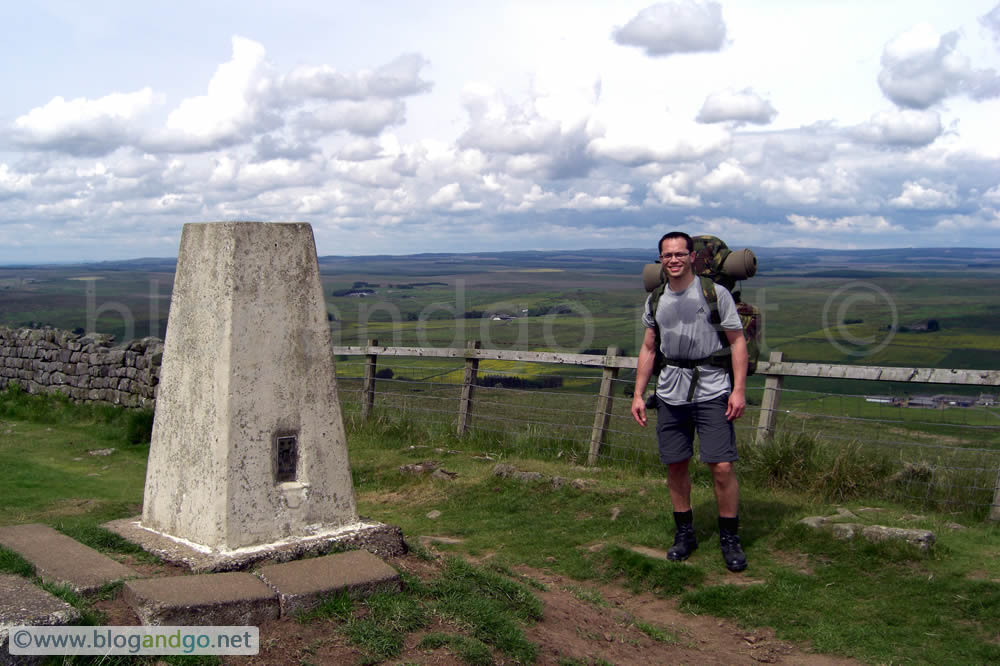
[658, 231, 693, 255]
[658, 231, 694, 282]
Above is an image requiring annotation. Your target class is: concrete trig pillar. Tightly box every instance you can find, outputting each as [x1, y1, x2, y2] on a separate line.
[113, 222, 402, 568]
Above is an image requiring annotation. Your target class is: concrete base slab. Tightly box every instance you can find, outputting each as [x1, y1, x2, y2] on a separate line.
[124, 573, 278, 626]
[0, 524, 136, 594]
[103, 517, 405, 573]
[257, 549, 401, 617]
[1, 574, 81, 666]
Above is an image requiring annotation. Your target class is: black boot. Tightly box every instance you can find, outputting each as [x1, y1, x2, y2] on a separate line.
[720, 529, 747, 572]
[667, 522, 698, 561]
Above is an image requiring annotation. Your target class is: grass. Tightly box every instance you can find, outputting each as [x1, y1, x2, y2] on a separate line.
[2, 387, 1000, 664]
[294, 559, 542, 665]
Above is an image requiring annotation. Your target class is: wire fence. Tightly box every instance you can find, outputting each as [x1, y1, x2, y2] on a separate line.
[332, 346, 1000, 519]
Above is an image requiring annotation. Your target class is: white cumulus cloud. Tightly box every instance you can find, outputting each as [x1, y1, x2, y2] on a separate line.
[159, 36, 278, 151]
[696, 89, 777, 125]
[851, 109, 942, 147]
[612, 1, 727, 57]
[12, 88, 160, 156]
[890, 180, 959, 209]
[787, 214, 903, 234]
[279, 53, 431, 100]
[878, 25, 1000, 109]
[650, 172, 702, 207]
[697, 159, 751, 192]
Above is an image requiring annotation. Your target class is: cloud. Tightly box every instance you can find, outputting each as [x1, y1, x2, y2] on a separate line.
[650, 171, 702, 207]
[934, 209, 1000, 230]
[787, 213, 903, 234]
[11, 88, 160, 156]
[696, 89, 777, 125]
[458, 84, 562, 154]
[982, 3, 1000, 44]
[11, 37, 433, 158]
[0, 164, 34, 195]
[457, 84, 598, 179]
[252, 134, 318, 161]
[279, 53, 432, 100]
[697, 159, 751, 192]
[890, 180, 959, 209]
[851, 109, 943, 147]
[587, 108, 729, 165]
[612, 1, 727, 57]
[157, 36, 280, 152]
[761, 176, 824, 205]
[878, 25, 1000, 108]
[562, 190, 633, 211]
[428, 183, 481, 212]
[984, 184, 1000, 205]
[296, 99, 407, 137]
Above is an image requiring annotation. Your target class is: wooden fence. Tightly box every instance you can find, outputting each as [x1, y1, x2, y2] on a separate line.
[334, 341, 1000, 520]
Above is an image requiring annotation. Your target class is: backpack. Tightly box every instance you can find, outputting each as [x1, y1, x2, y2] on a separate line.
[643, 235, 760, 402]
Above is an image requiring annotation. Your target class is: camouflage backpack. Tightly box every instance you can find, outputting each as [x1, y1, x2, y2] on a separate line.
[643, 235, 760, 401]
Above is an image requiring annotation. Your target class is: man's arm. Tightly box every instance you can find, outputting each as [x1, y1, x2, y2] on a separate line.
[631, 327, 658, 427]
[724, 329, 747, 421]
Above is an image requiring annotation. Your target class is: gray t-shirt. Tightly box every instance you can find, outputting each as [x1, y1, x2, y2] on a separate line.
[642, 278, 743, 405]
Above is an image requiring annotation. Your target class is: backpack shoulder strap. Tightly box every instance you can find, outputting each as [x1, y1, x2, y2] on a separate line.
[647, 277, 668, 376]
[699, 276, 729, 350]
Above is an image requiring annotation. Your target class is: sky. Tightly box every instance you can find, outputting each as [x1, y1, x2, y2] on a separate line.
[2, 0, 1000, 263]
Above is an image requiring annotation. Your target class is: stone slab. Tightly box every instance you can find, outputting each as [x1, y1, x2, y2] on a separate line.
[0, 524, 136, 594]
[124, 572, 278, 626]
[1, 574, 81, 666]
[257, 549, 401, 616]
[104, 517, 405, 573]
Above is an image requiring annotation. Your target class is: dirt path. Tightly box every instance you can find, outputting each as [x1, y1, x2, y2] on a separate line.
[94, 551, 862, 665]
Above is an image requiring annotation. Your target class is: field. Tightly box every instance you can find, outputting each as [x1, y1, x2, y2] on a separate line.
[3, 246, 1000, 370]
[1, 388, 999, 665]
[3, 246, 1000, 514]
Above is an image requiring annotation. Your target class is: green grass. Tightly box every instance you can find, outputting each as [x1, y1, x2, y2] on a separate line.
[418, 633, 493, 665]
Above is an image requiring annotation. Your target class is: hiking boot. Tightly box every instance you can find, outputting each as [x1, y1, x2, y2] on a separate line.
[667, 523, 698, 561]
[720, 530, 747, 572]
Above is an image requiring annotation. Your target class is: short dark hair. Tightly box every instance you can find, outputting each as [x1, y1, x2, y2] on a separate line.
[659, 231, 693, 255]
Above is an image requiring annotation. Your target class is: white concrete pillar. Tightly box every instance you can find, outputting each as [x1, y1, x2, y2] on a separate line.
[141, 222, 357, 550]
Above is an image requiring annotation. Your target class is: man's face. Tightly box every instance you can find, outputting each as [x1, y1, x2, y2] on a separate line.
[659, 237, 692, 280]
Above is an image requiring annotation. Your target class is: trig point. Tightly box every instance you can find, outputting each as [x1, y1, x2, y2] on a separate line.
[107, 222, 402, 571]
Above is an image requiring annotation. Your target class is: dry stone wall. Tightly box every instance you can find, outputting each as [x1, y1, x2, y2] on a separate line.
[0, 327, 162, 409]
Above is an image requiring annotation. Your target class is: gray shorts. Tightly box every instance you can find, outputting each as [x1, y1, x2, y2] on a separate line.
[656, 394, 738, 465]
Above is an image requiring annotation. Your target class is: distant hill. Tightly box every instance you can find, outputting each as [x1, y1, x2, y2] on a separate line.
[4, 247, 1000, 276]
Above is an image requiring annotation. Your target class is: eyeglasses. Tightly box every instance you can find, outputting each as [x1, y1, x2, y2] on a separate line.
[659, 252, 691, 260]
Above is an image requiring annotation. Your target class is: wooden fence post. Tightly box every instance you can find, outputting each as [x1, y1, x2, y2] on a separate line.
[755, 351, 784, 445]
[361, 338, 378, 421]
[457, 340, 481, 435]
[588, 346, 620, 466]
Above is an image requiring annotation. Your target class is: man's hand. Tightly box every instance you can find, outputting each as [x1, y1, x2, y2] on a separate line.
[726, 389, 746, 421]
[631, 394, 647, 427]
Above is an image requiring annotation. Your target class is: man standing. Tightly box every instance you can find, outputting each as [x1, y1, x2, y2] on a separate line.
[630, 231, 749, 572]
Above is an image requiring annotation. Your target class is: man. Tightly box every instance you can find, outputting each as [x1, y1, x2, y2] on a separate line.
[630, 231, 749, 572]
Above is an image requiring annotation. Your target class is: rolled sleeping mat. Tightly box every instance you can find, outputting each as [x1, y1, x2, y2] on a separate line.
[642, 263, 664, 292]
[721, 248, 757, 280]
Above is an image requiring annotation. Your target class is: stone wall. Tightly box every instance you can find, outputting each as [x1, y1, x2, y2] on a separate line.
[0, 327, 162, 409]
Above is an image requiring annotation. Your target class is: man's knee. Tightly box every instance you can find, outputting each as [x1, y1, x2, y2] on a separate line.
[709, 461, 735, 479]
